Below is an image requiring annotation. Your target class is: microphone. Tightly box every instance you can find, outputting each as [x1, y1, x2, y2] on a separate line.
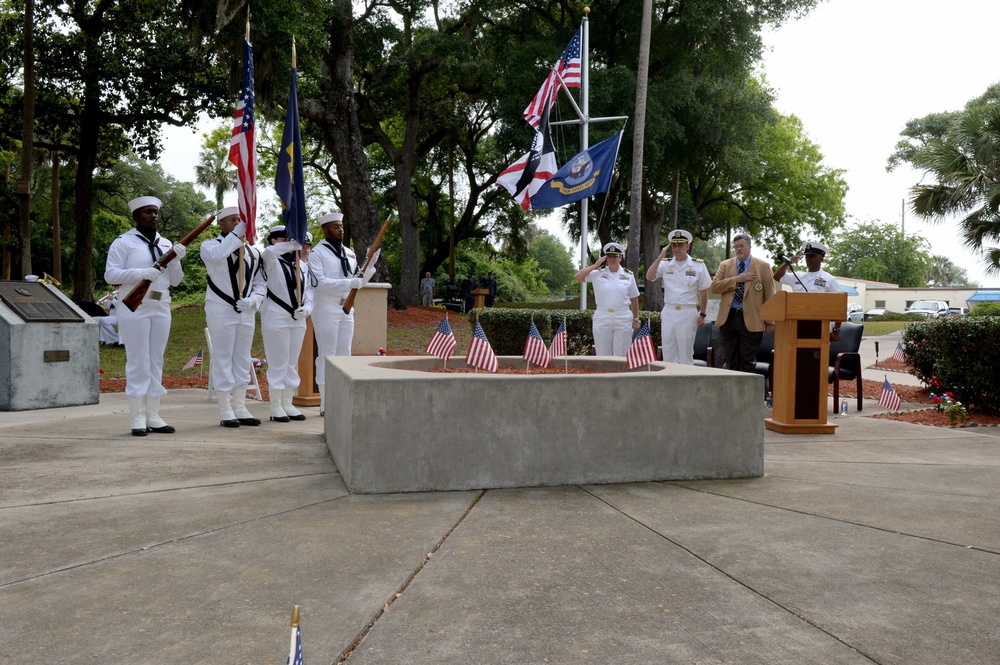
[776, 253, 791, 265]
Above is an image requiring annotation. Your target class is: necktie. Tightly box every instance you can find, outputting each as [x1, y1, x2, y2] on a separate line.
[733, 260, 746, 306]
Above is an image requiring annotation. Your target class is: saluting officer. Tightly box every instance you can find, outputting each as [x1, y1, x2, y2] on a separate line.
[773, 240, 843, 339]
[646, 229, 712, 364]
[308, 212, 362, 415]
[260, 226, 315, 422]
[104, 196, 186, 436]
[574, 242, 640, 356]
[200, 206, 265, 428]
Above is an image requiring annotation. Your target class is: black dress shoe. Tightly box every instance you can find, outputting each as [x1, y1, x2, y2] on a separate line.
[286, 413, 306, 421]
[147, 425, 176, 434]
[131, 428, 148, 437]
[269, 415, 290, 423]
[221, 419, 241, 428]
[238, 417, 261, 426]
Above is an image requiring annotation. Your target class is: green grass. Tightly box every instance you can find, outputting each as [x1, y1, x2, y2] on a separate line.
[861, 321, 912, 337]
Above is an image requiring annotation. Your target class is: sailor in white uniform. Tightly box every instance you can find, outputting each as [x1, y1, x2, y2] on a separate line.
[646, 229, 712, 364]
[773, 240, 843, 339]
[573, 242, 640, 356]
[104, 196, 186, 436]
[200, 206, 265, 428]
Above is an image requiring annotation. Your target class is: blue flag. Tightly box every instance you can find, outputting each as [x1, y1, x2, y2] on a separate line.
[530, 131, 623, 210]
[275, 67, 307, 245]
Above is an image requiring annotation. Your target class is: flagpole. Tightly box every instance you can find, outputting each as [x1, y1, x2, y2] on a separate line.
[579, 8, 590, 310]
[237, 14, 252, 298]
[287, 605, 299, 664]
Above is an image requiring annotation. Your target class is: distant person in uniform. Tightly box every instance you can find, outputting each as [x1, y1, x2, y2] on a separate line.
[95, 290, 120, 346]
[773, 240, 842, 339]
[711, 233, 776, 373]
[104, 196, 186, 436]
[420, 271, 436, 306]
[574, 242, 640, 356]
[646, 229, 711, 364]
[462, 275, 476, 312]
[482, 272, 497, 307]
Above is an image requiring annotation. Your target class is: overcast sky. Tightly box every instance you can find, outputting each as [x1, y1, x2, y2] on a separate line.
[160, 0, 1000, 285]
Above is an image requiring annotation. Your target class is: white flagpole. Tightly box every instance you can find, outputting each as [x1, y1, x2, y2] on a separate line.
[579, 9, 590, 310]
[287, 605, 299, 664]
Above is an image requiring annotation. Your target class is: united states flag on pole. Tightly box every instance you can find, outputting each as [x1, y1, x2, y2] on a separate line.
[878, 377, 902, 412]
[523, 319, 552, 368]
[466, 320, 499, 373]
[229, 36, 257, 245]
[891, 342, 905, 362]
[523, 28, 582, 128]
[626, 319, 657, 369]
[182, 350, 203, 370]
[286, 624, 303, 665]
[498, 99, 558, 210]
[550, 317, 567, 359]
[425, 316, 457, 361]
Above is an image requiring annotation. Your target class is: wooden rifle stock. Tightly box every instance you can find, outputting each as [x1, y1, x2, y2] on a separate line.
[122, 214, 217, 312]
[342, 216, 392, 314]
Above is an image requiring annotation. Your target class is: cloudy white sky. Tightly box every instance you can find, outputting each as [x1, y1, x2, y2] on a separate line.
[160, 0, 1000, 285]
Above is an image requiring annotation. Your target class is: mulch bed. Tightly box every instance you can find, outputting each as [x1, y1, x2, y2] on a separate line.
[870, 409, 1000, 427]
[428, 367, 608, 374]
[387, 305, 470, 328]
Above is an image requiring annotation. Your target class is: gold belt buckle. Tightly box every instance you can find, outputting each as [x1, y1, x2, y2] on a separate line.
[607, 307, 614, 313]
[149, 291, 163, 301]
[674, 305, 682, 310]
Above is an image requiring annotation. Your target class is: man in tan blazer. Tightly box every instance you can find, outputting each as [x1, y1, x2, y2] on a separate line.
[711, 233, 776, 373]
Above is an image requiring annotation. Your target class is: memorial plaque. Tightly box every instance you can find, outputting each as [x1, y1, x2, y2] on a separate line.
[0, 282, 84, 322]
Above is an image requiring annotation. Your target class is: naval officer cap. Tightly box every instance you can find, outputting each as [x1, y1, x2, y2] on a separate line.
[319, 212, 344, 226]
[268, 225, 288, 239]
[305, 231, 313, 243]
[128, 196, 162, 213]
[669, 229, 693, 244]
[217, 206, 239, 220]
[602, 242, 625, 256]
[803, 241, 830, 256]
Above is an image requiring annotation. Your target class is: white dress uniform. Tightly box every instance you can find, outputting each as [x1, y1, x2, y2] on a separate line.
[778, 268, 840, 293]
[308, 237, 359, 392]
[586, 267, 640, 356]
[261, 243, 315, 421]
[200, 230, 265, 425]
[656, 256, 712, 364]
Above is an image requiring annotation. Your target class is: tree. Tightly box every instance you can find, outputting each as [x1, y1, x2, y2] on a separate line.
[195, 126, 236, 209]
[528, 231, 576, 294]
[826, 222, 930, 288]
[925, 254, 976, 288]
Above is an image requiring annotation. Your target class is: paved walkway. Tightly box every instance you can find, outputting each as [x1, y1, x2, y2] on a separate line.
[3, 377, 999, 664]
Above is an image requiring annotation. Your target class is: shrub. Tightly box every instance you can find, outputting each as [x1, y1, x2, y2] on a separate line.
[968, 302, 1000, 317]
[881, 311, 928, 322]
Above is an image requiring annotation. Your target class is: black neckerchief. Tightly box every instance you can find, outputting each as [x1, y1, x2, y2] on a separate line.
[322, 239, 352, 277]
[134, 226, 162, 263]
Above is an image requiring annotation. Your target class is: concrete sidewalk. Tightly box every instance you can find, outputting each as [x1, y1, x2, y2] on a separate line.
[2, 387, 999, 664]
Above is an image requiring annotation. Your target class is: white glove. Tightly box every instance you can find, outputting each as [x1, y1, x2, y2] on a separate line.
[236, 297, 254, 312]
[172, 242, 187, 259]
[293, 305, 311, 319]
[362, 264, 376, 285]
[349, 278, 363, 290]
[233, 222, 247, 239]
[140, 267, 161, 282]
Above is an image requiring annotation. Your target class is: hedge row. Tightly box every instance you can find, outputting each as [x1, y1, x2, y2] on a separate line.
[902, 317, 1000, 412]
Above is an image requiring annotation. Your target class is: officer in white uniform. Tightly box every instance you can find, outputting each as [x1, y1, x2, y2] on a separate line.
[574, 242, 640, 356]
[308, 212, 362, 414]
[200, 206, 265, 428]
[773, 240, 843, 339]
[95, 290, 120, 345]
[104, 196, 186, 436]
[260, 226, 315, 422]
[645, 229, 712, 364]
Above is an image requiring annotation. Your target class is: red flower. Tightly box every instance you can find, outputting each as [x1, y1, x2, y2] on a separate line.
[931, 396, 942, 404]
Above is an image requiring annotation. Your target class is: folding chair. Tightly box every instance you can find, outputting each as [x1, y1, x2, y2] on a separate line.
[204, 327, 261, 401]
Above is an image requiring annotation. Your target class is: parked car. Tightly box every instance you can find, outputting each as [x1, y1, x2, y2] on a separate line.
[847, 303, 864, 323]
[906, 300, 949, 319]
[948, 307, 969, 317]
[864, 307, 886, 321]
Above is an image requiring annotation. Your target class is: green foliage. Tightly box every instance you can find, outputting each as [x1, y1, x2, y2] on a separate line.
[529, 232, 576, 295]
[902, 318, 1000, 412]
[968, 302, 1000, 317]
[878, 311, 929, 322]
[826, 222, 930, 287]
[925, 254, 976, 287]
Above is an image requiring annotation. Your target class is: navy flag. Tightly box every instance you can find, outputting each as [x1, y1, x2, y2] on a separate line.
[275, 64, 308, 245]
[530, 131, 623, 210]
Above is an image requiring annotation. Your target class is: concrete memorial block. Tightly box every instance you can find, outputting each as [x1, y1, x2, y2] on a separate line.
[325, 356, 764, 493]
[0, 282, 99, 411]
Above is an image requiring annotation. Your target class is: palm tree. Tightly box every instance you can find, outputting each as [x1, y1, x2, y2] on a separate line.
[195, 127, 236, 208]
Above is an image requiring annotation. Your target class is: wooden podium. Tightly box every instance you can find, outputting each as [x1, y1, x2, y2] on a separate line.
[759, 291, 847, 434]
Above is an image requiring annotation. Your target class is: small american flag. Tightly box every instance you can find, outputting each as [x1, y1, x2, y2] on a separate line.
[466, 320, 499, 373]
[878, 377, 902, 412]
[286, 624, 303, 665]
[523, 27, 582, 128]
[626, 319, 657, 369]
[891, 342, 905, 362]
[229, 36, 257, 245]
[523, 319, 552, 368]
[426, 316, 457, 361]
[549, 317, 567, 359]
[182, 350, 203, 370]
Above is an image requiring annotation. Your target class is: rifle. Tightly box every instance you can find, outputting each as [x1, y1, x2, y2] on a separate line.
[342, 216, 391, 314]
[121, 214, 217, 312]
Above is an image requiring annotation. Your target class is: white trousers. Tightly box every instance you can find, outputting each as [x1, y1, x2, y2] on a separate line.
[312, 301, 354, 385]
[260, 305, 307, 392]
[592, 310, 633, 357]
[117, 300, 171, 399]
[96, 315, 119, 345]
[206, 302, 256, 393]
[660, 307, 700, 364]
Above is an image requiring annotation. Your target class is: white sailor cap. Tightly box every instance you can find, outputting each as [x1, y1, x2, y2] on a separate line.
[669, 229, 693, 244]
[217, 206, 239, 220]
[305, 231, 313, 243]
[602, 242, 625, 256]
[803, 241, 830, 256]
[128, 196, 162, 213]
[268, 225, 288, 238]
[318, 212, 344, 226]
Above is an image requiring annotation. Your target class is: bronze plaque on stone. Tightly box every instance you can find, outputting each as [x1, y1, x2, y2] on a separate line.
[0, 282, 84, 322]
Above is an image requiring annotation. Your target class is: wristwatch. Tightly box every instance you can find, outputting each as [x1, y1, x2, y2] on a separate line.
[698, 311, 705, 317]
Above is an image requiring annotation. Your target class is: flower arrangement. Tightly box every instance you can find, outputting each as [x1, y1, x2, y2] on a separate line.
[929, 379, 967, 424]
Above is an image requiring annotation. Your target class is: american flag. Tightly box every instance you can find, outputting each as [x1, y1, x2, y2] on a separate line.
[286, 624, 303, 665]
[626, 319, 657, 369]
[550, 317, 567, 358]
[466, 320, 499, 373]
[425, 316, 457, 361]
[229, 36, 257, 245]
[523, 28, 582, 128]
[891, 342, 905, 362]
[523, 319, 552, 368]
[878, 376, 902, 412]
[182, 350, 203, 370]
[498, 99, 558, 210]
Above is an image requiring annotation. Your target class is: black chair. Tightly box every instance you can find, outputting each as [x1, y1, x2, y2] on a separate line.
[754, 330, 775, 393]
[693, 321, 715, 367]
[828, 322, 864, 412]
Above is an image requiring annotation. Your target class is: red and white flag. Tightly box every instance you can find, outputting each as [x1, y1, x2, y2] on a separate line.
[182, 350, 203, 370]
[523, 28, 582, 129]
[523, 319, 552, 368]
[878, 377, 902, 412]
[426, 316, 457, 362]
[549, 317, 567, 359]
[626, 319, 657, 369]
[466, 320, 499, 373]
[498, 100, 557, 210]
[891, 342, 905, 362]
[229, 36, 257, 245]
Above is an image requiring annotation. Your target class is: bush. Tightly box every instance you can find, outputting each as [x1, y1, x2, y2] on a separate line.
[968, 302, 1000, 317]
[902, 317, 1000, 412]
[880, 311, 928, 322]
